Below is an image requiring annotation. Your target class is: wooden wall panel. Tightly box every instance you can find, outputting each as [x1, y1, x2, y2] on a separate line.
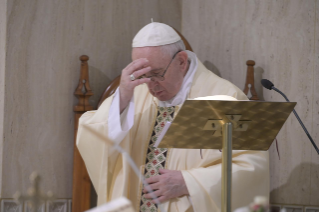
[72, 113, 91, 212]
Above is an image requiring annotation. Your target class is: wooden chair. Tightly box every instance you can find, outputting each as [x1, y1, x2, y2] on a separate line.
[72, 30, 259, 212]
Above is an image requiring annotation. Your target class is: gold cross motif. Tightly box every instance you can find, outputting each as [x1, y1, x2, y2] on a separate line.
[203, 114, 251, 137]
[13, 172, 55, 212]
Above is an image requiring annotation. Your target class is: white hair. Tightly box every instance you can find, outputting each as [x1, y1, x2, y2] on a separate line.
[159, 40, 186, 58]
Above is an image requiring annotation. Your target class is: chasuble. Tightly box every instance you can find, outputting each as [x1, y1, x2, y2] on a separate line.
[76, 57, 269, 212]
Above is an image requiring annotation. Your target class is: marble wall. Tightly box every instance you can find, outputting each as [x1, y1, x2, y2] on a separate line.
[0, 0, 181, 201]
[182, 0, 319, 208]
[2, 0, 317, 209]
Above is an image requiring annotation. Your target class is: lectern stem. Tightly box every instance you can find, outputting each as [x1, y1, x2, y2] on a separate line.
[222, 122, 232, 212]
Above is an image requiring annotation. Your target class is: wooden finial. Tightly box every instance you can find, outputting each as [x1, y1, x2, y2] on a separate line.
[80, 55, 89, 62]
[243, 60, 259, 100]
[246, 60, 255, 66]
[74, 55, 94, 112]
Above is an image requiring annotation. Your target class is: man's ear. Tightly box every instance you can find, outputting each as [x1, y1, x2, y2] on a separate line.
[178, 51, 189, 71]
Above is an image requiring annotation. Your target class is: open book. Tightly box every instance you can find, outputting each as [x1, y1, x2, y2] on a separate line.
[86, 197, 135, 212]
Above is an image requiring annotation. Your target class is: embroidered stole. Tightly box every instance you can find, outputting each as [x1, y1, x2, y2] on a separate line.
[139, 106, 175, 212]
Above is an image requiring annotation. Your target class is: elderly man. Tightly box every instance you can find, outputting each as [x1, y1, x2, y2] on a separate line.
[77, 22, 269, 212]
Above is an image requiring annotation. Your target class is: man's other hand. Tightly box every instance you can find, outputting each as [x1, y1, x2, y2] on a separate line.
[119, 58, 151, 113]
[142, 169, 189, 203]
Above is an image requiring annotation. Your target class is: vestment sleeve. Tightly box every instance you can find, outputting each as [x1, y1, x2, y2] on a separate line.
[181, 150, 269, 211]
[76, 90, 134, 196]
[76, 94, 116, 192]
[108, 88, 135, 145]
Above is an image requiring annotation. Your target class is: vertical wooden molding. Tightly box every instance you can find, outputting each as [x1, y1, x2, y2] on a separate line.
[243, 60, 259, 100]
[173, 28, 193, 52]
[74, 55, 94, 112]
[72, 55, 94, 212]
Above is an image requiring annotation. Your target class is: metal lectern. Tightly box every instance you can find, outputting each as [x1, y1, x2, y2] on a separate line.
[158, 100, 296, 212]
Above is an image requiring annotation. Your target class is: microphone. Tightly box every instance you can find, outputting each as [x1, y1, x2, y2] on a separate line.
[261, 79, 319, 154]
[261, 79, 274, 90]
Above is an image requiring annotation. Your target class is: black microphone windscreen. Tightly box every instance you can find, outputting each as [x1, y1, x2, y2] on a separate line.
[261, 79, 274, 90]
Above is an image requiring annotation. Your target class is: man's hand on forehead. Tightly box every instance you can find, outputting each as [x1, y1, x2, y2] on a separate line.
[119, 58, 152, 113]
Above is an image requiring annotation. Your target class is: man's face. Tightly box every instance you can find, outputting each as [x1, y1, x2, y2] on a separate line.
[132, 47, 188, 101]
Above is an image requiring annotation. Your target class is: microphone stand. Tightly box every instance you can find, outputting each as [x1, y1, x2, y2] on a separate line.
[272, 86, 319, 155]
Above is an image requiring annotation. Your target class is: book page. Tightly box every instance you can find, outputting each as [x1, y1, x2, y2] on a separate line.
[86, 197, 135, 212]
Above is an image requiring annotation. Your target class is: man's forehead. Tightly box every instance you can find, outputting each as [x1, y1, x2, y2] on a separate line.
[132, 47, 168, 63]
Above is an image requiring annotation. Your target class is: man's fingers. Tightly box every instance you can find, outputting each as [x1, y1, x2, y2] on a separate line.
[151, 196, 167, 204]
[123, 58, 149, 75]
[145, 175, 160, 184]
[159, 169, 170, 174]
[123, 58, 147, 70]
[143, 182, 161, 193]
[131, 66, 151, 79]
[131, 78, 151, 87]
[144, 189, 162, 199]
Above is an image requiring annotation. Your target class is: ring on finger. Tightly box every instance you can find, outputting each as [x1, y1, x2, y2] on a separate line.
[130, 74, 135, 81]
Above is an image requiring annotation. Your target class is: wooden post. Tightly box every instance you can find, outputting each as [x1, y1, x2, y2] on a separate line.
[72, 55, 94, 212]
[243, 60, 259, 100]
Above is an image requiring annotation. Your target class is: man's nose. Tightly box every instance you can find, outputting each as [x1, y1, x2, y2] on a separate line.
[147, 80, 159, 89]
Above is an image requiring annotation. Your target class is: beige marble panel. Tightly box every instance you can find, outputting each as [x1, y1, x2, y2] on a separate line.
[0, 0, 6, 198]
[242, 1, 316, 205]
[4, 0, 77, 199]
[2, 0, 181, 198]
[310, 0, 319, 205]
[181, 0, 247, 89]
[182, 0, 317, 205]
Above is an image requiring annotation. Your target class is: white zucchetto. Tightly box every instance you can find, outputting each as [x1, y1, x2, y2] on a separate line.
[132, 22, 181, 47]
